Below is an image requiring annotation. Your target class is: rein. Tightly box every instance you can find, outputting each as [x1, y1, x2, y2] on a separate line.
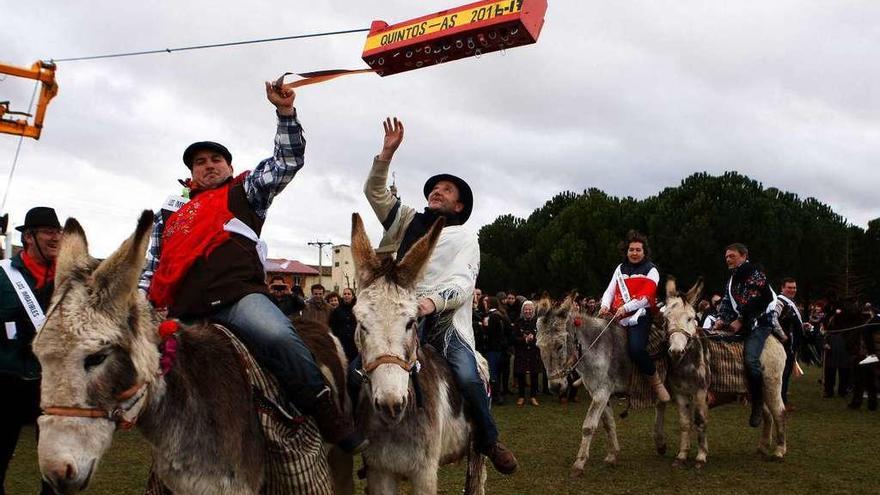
[548, 316, 615, 380]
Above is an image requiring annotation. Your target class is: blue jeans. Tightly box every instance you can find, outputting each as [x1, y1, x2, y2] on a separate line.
[424, 329, 499, 451]
[213, 293, 327, 413]
[744, 323, 772, 404]
[627, 314, 655, 376]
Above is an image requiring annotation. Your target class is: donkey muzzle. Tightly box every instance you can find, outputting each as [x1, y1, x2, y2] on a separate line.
[43, 457, 95, 494]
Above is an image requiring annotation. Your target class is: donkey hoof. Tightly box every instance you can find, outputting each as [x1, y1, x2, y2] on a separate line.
[603, 455, 618, 465]
[694, 461, 706, 470]
[672, 458, 686, 468]
[769, 453, 785, 463]
[570, 467, 584, 479]
[656, 444, 667, 456]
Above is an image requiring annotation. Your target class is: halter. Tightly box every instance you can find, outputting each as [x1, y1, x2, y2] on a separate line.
[42, 380, 152, 430]
[362, 354, 419, 374]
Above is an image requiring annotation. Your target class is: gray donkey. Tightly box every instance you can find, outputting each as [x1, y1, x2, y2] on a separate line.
[34, 212, 351, 495]
[654, 278, 710, 468]
[536, 298, 634, 477]
[349, 213, 486, 495]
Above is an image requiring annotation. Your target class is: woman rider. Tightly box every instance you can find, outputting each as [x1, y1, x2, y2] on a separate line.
[598, 230, 670, 402]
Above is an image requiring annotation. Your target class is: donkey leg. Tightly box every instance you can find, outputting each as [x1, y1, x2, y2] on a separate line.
[410, 469, 438, 495]
[693, 388, 709, 469]
[327, 446, 354, 495]
[366, 468, 397, 495]
[672, 395, 692, 467]
[600, 404, 620, 464]
[653, 401, 668, 456]
[766, 382, 787, 459]
[757, 406, 773, 457]
[570, 391, 610, 478]
[464, 443, 487, 495]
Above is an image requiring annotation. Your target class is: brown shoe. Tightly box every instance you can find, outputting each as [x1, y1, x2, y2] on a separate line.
[485, 442, 519, 475]
[516, 397, 525, 407]
[530, 397, 540, 406]
[649, 373, 671, 403]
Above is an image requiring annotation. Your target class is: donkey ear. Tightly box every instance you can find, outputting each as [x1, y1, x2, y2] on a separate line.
[351, 213, 381, 287]
[536, 297, 553, 318]
[55, 218, 91, 287]
[665, 276, 677, 301]
[685, 277, 704, 307]
[395, 217, 445, 289]
[91, 210, 154, 311]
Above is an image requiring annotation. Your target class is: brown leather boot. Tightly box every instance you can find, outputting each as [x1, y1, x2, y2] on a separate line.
[484, 441, 519, 475]
[649, 373, 671, 402]
[311, 392, 368, 454]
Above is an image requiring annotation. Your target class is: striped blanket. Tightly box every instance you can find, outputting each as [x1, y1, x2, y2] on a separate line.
[145, 325, 332, 495]
[627, 329, 747, 409]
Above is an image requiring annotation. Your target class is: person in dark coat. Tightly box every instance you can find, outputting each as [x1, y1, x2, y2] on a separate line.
[329, 288, 358, 363]
[0, 206, 61, 495]
[513, 301, 541, 406]
[483, 297, 511, 405]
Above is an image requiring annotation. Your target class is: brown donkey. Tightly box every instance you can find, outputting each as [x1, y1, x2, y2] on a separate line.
[33, 211, 351, 494]
[349, 213, 486, 495]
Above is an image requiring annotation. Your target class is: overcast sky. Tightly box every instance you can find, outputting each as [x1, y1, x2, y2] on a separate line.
[2, 1, 877, 264]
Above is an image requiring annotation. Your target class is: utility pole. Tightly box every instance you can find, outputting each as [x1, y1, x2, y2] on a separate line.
[308, 240, 332, 286]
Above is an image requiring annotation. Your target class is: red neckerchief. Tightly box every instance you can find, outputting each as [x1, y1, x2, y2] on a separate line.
[148, 174, 246, 308]
[20, 250, 55, 289]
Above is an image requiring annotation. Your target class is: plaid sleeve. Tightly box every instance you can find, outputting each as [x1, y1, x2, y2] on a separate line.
[138, 212, 164, 294]
[244, 111, 306, 218]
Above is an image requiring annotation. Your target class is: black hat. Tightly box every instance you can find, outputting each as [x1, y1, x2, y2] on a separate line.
[182, 141, 232, 169]
[15, 206, 61, 232]
[423, 174, 473, 224]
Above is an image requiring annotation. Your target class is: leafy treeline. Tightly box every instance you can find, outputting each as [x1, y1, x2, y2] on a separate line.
[478, 172, 880, 304]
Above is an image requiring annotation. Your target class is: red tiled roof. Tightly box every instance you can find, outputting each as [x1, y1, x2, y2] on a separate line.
[265, 258, 320, 275]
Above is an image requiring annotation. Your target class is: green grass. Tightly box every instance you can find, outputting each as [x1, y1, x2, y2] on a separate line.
[7, 375, 878, 494]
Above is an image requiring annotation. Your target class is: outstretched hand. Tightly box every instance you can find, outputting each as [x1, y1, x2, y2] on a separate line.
[265, 80, 296, 116]
[378, 117, 404, 161]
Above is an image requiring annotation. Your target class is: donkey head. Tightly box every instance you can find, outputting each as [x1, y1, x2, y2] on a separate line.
[536, 297, 578, 396]
[350, 213, 444, 424]
[34, 211, 159, 494]
[663, 277, 703, 356]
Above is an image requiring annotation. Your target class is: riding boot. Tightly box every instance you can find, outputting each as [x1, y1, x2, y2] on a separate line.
[311, 391, 368, 454]
[483, 441, 519, 475]
[648, 373, 671, 402]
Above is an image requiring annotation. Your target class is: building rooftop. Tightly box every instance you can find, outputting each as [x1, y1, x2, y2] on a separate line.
[265, 258, 320, 275]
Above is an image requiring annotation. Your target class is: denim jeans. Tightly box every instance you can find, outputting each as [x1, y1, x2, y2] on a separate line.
[424, 329, 499, 451]
[213, 293, 327, 413]
[627, 314, 655, 376]
[744, 323, 772, 403]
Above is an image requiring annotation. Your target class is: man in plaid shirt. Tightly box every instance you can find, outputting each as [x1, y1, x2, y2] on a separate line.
[138, 80, 365, 454]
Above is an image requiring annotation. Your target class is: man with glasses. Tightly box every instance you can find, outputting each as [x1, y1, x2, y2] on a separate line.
[0, 206, 61, 495]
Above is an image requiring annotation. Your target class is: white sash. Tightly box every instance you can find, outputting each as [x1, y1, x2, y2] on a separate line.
[161, 194, 189, 213]
[0, 260, 46, 332]
[223, 218, 268, 270]
[614, 265, 632, 304]
[777, 294, 803, 325]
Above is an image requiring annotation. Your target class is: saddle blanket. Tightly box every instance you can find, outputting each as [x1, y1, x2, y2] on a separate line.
[145, 324, 332, 495]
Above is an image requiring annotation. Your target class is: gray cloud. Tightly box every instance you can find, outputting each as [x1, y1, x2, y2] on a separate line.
[1, 0, 877, 262]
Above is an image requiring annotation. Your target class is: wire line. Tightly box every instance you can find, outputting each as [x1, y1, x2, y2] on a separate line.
[50, 27, 371, 63]
[1, 80, 40, 212]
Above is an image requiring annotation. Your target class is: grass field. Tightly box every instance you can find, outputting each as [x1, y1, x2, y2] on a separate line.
[7, 374, 879, 494]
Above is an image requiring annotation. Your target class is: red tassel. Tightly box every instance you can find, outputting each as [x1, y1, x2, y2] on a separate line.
[158, 320, 180, 340]
[573, 317, 583, 327]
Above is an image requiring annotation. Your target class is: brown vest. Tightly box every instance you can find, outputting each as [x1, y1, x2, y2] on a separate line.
[168, 182, 267, 318]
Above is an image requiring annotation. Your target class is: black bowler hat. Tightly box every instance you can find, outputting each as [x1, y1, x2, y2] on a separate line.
[423, 174, 473, 224]
[15, 206, 61, 232]
[182, 141, 232, 169]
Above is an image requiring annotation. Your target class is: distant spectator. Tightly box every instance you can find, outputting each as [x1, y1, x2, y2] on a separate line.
[303, 283, 331, 323]
[329, 288, 358, 362]
[268, 276, 303, 316]
[513, 301, 541, 406]
[483, 297, 511, 405]
[325, 291, 340, 309]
